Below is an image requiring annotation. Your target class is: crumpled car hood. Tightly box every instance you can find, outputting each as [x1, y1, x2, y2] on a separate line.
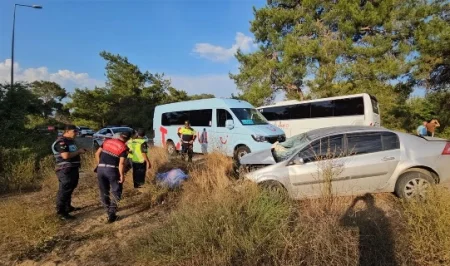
[240, 149, 277, 165]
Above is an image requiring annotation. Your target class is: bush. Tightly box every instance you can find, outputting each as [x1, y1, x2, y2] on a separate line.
[0, 148, 39, 193]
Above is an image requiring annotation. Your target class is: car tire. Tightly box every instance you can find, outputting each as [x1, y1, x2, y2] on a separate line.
[166, 140, 176, 156]
[234, 145, 250, 161]
[395, 170, 435, 199]
[259, 180, 287, 196]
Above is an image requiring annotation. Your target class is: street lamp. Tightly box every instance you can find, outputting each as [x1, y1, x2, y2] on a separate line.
[11, 4, 42, 89]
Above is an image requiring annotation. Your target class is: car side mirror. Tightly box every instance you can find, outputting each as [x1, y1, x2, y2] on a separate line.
[105, 133, 113, 137]
[293, 157, 304, 165]
[225, 119, 234, 129]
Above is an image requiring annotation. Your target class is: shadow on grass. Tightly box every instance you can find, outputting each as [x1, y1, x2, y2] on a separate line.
[340, 193, 397, 266]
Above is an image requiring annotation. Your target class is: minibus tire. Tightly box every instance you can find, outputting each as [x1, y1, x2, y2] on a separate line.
[234, 145, 250, 161]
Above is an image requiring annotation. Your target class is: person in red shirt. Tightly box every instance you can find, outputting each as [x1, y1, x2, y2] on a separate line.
[94, 131, 131, 223]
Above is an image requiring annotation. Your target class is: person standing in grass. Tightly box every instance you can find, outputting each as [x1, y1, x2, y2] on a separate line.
[94, 131, 131, 223]
[51, 124, 86, 221]
[128, 128, 151, 188]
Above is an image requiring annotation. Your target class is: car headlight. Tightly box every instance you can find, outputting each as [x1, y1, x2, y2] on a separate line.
[251, 135, 267, 142]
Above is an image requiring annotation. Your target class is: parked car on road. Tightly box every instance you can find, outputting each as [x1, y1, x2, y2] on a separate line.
[92, 126, 150, 149]
[76, 126, 95, 137]
[240, 126, 450, 199]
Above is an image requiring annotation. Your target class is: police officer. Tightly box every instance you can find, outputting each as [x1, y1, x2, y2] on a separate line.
[51, 124, 86, 220]
[177, 120, 196, 162]
[128, 128, 151, 188]
[94, 131, 131, 223]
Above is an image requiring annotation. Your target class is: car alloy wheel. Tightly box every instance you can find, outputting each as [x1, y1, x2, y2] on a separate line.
[404, 177, 430, 199]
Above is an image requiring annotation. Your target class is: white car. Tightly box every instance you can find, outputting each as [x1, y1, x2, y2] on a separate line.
[240, 126, 450, 199]
[76, 126, 95, 137]
[92, 126, 150, 149]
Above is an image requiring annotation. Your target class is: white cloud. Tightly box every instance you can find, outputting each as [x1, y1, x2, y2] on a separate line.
[0, 59, 104, 91]
[168, 74, 237, 97]
[192, 32, 257, 62]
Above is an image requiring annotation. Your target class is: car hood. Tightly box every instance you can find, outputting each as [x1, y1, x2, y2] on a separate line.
[246, 124, 285, 136]
[240, 148, 277, 165]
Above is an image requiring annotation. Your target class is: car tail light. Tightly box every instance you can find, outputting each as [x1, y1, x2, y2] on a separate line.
[442, 142, 450, 155]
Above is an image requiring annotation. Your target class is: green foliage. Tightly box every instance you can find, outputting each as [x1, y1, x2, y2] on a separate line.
[67, 51, 218, 131]
[414, 1, 450, 90]
[30, 81, 67, 117]
[231, 0, 447, 129]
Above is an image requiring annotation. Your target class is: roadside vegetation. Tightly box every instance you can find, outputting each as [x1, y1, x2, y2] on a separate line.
[0, 147, 449, 265]
[1, 0, 450, 264]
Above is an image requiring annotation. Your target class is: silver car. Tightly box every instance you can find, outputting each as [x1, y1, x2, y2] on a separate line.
[93, 126, 150, 149]
[240, 126, 450, 199]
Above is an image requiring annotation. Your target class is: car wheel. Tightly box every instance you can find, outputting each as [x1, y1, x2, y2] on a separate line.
[166, 140, 176, 156]
[234, 145, 250, 161]
[395, 170, 435, 199]
[259, 180, 287, 196]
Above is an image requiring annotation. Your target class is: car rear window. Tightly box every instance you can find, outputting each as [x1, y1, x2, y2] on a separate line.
[381, 132, 400, 150]
[347, 133, 383, 155]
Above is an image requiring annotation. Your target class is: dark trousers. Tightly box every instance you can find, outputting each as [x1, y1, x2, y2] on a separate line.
[97, 167, 123, 215]
[132, 162, 146, 188]
[56, 167, 79, 214]
[181, 143, 193, 162]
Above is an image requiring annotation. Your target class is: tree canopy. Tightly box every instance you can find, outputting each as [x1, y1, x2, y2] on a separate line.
[230, 0, 449, 129]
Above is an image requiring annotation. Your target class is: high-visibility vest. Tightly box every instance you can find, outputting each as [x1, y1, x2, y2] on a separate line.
[129, 138, 146, 163]
[178, 127, 196, 142]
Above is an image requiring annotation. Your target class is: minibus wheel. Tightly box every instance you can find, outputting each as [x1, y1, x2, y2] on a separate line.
[234, 145, 250, 161]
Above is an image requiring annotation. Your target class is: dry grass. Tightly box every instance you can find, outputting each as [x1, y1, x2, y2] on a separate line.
[400, 186, 450, 265]
[2, 145, 450, 265]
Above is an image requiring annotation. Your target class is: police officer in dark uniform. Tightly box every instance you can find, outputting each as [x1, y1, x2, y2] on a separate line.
[177, 120, 197, 162]
[51, 124, 87, 220]
[94, 131, 131, 223]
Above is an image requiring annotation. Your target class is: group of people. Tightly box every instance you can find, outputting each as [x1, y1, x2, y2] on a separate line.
[416, 118, 440, 137]
[51, 125, 152, 223]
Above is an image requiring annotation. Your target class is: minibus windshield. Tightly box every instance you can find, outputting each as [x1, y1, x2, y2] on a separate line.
[230, 108, 268, 125]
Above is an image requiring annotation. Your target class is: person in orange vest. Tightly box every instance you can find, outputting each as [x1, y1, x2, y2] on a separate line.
[94, 131, 131, 223]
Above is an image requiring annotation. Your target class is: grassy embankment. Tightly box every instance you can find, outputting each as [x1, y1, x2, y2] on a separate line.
[0, 146, 449, 265]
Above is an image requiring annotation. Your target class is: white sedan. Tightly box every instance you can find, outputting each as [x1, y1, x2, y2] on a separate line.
[240, 126, 450, 199]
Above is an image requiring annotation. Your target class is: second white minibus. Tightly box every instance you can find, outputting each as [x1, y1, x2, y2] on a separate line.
[257, 93, 380, 138]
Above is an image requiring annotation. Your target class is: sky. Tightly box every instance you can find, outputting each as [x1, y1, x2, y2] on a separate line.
[0, 0, 266, 98]
[0, 0, 425, 101]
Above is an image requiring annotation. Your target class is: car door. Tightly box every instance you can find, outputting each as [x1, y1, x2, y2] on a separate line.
[339, 132, 401, 194]
[287, 134, 346, 198]
[213, 109, 235, 155]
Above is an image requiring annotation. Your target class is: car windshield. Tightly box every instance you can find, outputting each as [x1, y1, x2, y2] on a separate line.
[230, 108, 268, 125]
[272, 133, 312, 162]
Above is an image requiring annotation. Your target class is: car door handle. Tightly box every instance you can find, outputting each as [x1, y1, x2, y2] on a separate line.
[381, 156, 395, 161]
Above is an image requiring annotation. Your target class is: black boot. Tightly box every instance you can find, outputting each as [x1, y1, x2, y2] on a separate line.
[107, 213, 118, 223]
